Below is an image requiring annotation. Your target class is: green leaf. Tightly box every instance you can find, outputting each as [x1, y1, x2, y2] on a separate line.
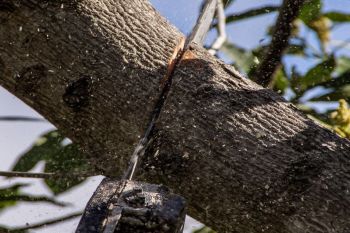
[221, 41, 258, 73]
[301, 61, 350, 92]
[273, 66, 290, 93]
[318, 71, 350, 89]
[299, 0, 322, 24]
[44, 144, 89, 194]
[335, 56, 350, 75]
[12, 130, 92, 195]
[286, 44, 306, 56]
[297, 56, 336, 91]
[225, 6, 279, 24]
[12, 131, 64, 172]
[310, 84, 350, 102]
[0, 226, 26, 233]
[299, 0, 329, 50]
[324, 12, 350, 22]
[0, 184, 27, 209]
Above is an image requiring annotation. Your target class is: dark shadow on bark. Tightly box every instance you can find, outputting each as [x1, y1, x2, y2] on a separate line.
[138, 53, 350, 232]
[248, 123, 350, 232]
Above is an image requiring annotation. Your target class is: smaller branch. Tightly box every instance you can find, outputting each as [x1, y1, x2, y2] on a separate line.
[209, 0, 227, 55]
[0, 171, 54, 179]
[0, 171, 93, 179]
[212, 5, 279, 26]
[8, 212, 82, 232]
[253, 0, 305, 87]
[0, 194, 69, 207]
[0, 116, 46, 122]
[222, 0, 234, 9]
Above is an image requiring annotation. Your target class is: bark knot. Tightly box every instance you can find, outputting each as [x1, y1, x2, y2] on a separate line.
[63, 76, 92, 110]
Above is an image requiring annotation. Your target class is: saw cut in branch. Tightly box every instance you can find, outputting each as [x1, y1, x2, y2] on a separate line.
[1, 1, 350, 233]
[0, 0, 183, 175]
[140, 45, 350, 232]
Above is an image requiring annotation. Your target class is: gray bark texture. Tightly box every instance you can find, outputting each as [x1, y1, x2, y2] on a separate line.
[0, 1, 350, 232]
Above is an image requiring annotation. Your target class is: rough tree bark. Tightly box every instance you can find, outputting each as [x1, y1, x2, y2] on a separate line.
[0, 0, 182, 175]
[0, 1, 350, 233]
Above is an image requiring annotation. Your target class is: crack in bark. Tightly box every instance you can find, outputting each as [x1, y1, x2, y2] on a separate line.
[123, 36, 187, 180]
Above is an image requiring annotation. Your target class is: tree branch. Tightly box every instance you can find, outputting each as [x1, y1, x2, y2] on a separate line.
[139, 45, 350, 232]
[0, 116, 46, 122]
[0, 0, 183, 176]
[0, 171, 92, 179]
[208, 0, 227, 55]
[7, 212, 82, 232]
[1, 1, 350, 232]
[253, 0, 305, 87]
[217, 5, 280, 25]
[0, 194, 69, 207]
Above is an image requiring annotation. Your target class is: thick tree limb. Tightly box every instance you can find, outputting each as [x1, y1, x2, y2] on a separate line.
[253, 0, 305, 87]
[140, 45, 350, 232]
[0, 0, 183, 175]
[1, 1, 350, 233]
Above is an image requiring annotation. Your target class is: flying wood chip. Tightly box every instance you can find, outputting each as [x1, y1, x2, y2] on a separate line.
[76, 178, 186, 233]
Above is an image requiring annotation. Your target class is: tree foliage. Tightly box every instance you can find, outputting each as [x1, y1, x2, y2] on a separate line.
[220, 0, 350, 140]
[12, 130, 92, 194]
